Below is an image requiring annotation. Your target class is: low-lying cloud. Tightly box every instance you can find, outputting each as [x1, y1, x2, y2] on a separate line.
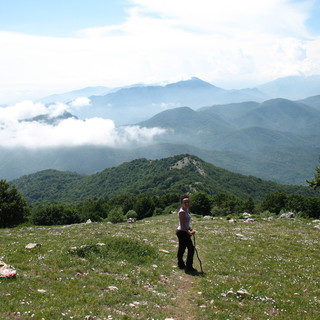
[69, 97, 91, 108]
[0, 100, 166, 148]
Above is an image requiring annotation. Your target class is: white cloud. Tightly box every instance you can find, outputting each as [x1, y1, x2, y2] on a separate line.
[70, 97, 91, 108]
[0, 0, 319, 104]
[0, 101, 166, 148]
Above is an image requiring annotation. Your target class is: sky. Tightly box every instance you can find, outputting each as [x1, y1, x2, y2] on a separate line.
[0, 0, 320, 148]
[0, 0, 320, 104]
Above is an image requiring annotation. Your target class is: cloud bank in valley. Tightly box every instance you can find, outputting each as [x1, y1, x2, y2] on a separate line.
[0, 100, 166, 148]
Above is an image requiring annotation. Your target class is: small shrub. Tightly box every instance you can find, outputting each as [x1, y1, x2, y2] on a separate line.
[126, 209, 138, 220]
[211, 206, 231, 217]
[108, 206, 125, 224]
[153, 207, 163, 216]
[69, 237, 158, 265]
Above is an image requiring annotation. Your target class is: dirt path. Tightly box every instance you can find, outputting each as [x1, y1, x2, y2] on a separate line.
[162, 264, 205, 320]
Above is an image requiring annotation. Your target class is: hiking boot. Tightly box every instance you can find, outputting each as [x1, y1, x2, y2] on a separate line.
[185, 266, 199, 275]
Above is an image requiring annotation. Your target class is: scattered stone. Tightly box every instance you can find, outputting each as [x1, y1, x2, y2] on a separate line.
[86, 219, 92, 224]
[237, 289, 249, 295]
[242, 212, 252, 219]
[96, 243, 106, 246]
[127, 218, 136, 223]
[279, 212, 295, 219]
[314, 224, 320, 230]
[229, 219, 237, 223]
[243, 218, 255, 223]
[37, 289, 47, 293]
[203, 215, 213, 220]
[159, 249, 170, 254]
[25, 243, 41, 249]
[107, 286, 119, 291]
[262, 216, 274, 221]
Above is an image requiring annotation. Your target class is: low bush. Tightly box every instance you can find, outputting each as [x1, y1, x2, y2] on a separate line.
[68, 236, 158, 265]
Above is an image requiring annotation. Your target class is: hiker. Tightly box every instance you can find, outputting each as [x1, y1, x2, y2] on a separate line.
[176, 193, 197, 274]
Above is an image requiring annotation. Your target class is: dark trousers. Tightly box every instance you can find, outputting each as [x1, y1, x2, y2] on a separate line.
[176, 230, 194, 268]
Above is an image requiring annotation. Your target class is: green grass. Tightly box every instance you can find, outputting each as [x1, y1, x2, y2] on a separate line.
[1, 214, 320, 319]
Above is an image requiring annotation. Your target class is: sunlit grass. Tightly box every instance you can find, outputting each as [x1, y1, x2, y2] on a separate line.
[1, 215, 320, 319]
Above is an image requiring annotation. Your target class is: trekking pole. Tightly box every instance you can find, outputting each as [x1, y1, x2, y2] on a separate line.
[193, 233, 204, 274]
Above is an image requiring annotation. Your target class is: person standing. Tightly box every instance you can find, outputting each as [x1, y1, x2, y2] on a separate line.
[176, 194, 197, 274]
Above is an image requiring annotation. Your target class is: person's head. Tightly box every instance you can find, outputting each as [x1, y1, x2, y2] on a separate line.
[180, 193, 190, 209]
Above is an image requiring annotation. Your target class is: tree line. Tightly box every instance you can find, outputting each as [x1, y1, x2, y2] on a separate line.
[1, 172, 319, 228]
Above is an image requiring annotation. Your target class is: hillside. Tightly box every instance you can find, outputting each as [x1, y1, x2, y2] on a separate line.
[1, 88, 320, 185]
[137, 99, 320, 184]
[257, 74, 320, 100]
[11, 154, 318, 204]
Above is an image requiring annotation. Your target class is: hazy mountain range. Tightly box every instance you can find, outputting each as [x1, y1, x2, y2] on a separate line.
[35, 74, 320, 125]
[1, 75, 320, 186]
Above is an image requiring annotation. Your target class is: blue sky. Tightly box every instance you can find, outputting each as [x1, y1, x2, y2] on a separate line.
[0, 0, 131, 37]
[1, 0, 320, 104]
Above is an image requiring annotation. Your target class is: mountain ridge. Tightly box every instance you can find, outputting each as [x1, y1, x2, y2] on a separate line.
[10, 154, 318, 204]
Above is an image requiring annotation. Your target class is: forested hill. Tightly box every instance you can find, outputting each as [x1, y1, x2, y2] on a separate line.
[10, 154, 317, 204]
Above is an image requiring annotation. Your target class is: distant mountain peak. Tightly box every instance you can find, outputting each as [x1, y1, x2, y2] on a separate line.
[166, 77, 220, 90]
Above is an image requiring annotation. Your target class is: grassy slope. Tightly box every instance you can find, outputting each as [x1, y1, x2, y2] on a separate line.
[1, 214, 320, 320]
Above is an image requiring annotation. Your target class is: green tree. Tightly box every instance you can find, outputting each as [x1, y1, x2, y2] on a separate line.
[190, 192, 211, 215]
[0, 180, 29, 228]
[304, 197, 320, 219]
[241, 197, 255, 214]
[30, 204, 80, 226]
[108, 206, 125, 223]
[307, 166, 320, 190]
[211, 193, 242, 215]
[285, 194, 306, 213]
[260, 192, 287, 215]
[133, 194, 155, 220]
[77, 199, 107, 222]
[126, 209, 138, 220]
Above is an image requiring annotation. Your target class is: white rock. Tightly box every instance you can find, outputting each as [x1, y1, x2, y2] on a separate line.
[279, 212, 294, 219]
[37, 289, 47, 293]
[25, 243, 41, 249]
[159, 249, 170, 254]
[237, 289, 249, 295]
[107, 286, 119, 291]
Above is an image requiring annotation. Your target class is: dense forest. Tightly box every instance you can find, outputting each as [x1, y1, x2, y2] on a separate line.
[0, 154, 319, 228]
[10, 154, 318, 203]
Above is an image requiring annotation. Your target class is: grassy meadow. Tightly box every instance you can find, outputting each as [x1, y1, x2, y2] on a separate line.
[1, 213, 320, 320]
